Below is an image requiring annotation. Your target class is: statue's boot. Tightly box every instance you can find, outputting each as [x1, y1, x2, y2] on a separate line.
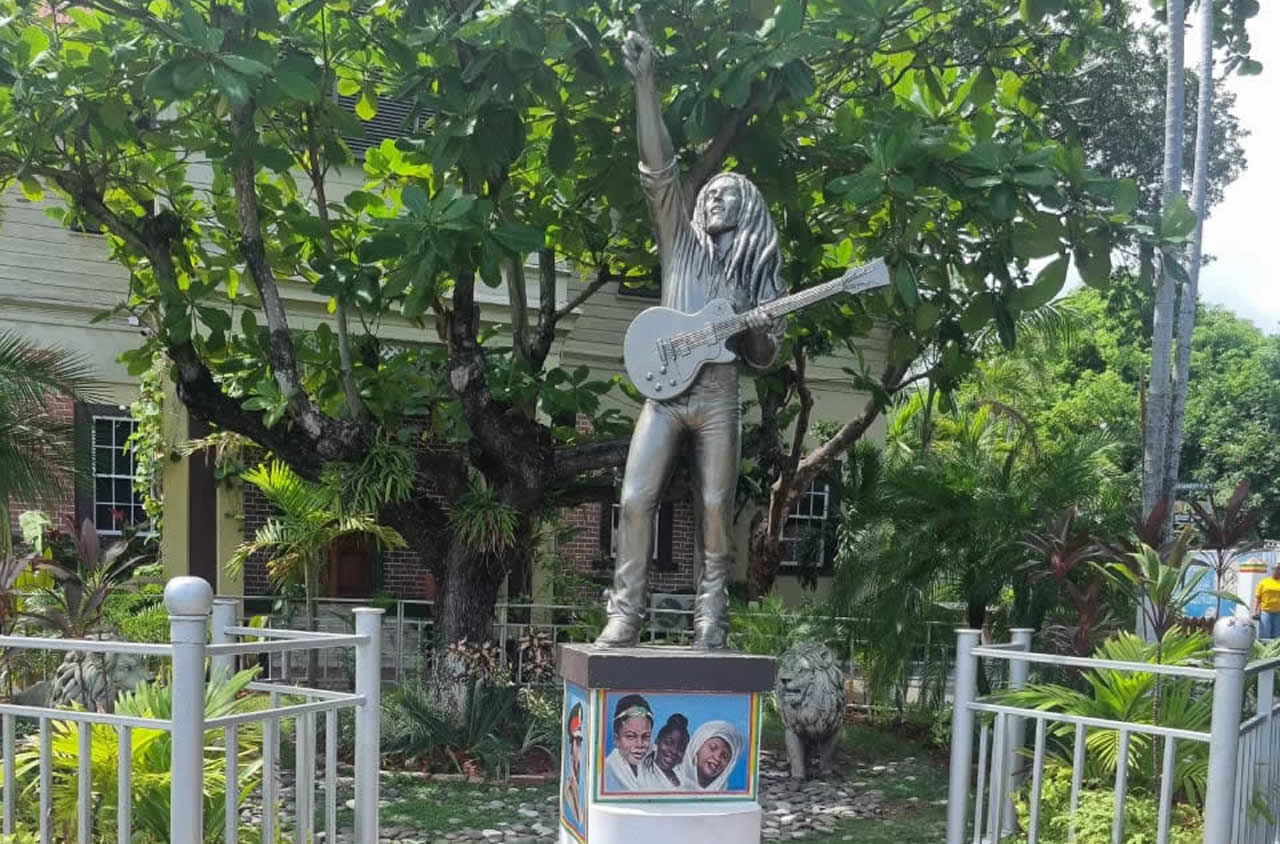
[596, 574, 645, 648]
[692, 552, 730, 649]
[595, 614, 642, 648]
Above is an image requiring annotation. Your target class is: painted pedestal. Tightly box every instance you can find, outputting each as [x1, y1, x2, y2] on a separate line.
[557, 644, 776, 844]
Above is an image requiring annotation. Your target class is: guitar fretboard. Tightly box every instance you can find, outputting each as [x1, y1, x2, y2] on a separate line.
[669, 260, 886, 354]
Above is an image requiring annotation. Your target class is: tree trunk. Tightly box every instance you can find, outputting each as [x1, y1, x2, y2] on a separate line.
[431, 539, 507, 717]
[1142, 0, 1187, 523]
[746, 516, 784, 600]
[1162, 0, 1215, 513]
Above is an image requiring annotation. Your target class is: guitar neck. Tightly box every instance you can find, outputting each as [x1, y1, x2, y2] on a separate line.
[712, 265, 877, 339]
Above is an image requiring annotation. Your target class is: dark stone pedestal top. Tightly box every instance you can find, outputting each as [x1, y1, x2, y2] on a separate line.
[558, 643, 776, 693]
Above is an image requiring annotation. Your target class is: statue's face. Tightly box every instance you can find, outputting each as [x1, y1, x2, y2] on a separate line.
[702, 178, 742, 235]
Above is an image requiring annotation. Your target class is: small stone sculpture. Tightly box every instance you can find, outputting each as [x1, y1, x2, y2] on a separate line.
[776, 641, 846, 779]
[50, 635, 149, 713]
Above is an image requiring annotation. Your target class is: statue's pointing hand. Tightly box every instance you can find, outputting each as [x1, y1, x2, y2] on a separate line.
[622, 30, 656, 81]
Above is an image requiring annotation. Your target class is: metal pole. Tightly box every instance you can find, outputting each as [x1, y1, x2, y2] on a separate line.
[946, 629, 982, 844]
[353, 607, 384, 842]
[1002, 628, 1034, 834]
[166, 577, 212, 844]
[210, 597, 238, 683]
[1204, 616, 1255, 844]
[396, 599, 406, 682]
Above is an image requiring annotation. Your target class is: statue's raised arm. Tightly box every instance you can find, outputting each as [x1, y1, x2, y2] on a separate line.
[622, 30, 673, 174]
[623, 29, 687, 257]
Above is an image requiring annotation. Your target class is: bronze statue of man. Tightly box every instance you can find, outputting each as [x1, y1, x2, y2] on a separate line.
[596, 29, 784, 649]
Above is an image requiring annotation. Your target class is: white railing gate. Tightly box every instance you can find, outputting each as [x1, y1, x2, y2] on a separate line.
[945, 616, 1265, 844]
[0, 576, 383, 843]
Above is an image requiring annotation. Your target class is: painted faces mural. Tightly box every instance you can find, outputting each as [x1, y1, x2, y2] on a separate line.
[598, 690, 758, 798]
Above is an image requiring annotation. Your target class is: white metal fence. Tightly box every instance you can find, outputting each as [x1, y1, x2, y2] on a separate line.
[945, 618, 1269, 844]
[0, 577, 383, 844]
[248, 594, 959, 696]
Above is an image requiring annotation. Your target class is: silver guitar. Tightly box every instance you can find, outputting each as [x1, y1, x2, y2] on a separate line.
[623, 257, 891, 401]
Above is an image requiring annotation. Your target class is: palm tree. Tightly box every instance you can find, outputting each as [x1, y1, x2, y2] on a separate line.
[833, 394, 1125, 702]
[229, 461, 405, 681]
[0, 330, 101, 555]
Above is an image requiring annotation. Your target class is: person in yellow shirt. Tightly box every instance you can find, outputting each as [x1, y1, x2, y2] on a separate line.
[1253, 562, 1280, 639]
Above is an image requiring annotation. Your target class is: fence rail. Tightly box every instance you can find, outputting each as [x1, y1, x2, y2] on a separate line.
[946, 618, 1265, 844]
[240, 594, 961, 698]
[0, 578, 383, 844]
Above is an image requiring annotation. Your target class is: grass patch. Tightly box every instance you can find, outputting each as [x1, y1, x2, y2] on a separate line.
[379, 776, 556, 834]
[761, 715, 950, 843]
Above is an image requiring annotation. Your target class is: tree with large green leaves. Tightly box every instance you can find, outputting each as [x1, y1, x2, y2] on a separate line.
[0, 0, 1134, 694]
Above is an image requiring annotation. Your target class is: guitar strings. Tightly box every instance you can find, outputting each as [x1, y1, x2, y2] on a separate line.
[665, 271, 860, 351]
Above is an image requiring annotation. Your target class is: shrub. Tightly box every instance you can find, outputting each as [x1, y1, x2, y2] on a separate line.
[2, 668, 264, 843]
[383, 675, 556, 779]
[996, 630, 1212, 805]
[1015, 765, 1202, 843]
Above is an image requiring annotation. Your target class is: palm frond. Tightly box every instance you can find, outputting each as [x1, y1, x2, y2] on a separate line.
[0, 329, 105, 408]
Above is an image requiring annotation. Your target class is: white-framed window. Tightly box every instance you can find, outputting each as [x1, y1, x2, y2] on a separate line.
[781, 480, 830, 566]
[91, 415, 146, 535]
[609, 503, 661, 559]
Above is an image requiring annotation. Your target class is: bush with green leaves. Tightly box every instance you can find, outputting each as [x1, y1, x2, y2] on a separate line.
[997, 630, 1212, 805]
[382, 674, 556, 779]
[729, 595, 842, 658]
[1015, 765, 1202, 844]
[2, 668, 264, 843]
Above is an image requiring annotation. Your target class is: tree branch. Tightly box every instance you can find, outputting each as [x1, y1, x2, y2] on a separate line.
[790, 360, 911, 492]
[782, 346, 814, 485]
[553, 262, 614, 323]
[548, 437, 630, 486]
[688, 85, 770, 194]
[229, 103, 363, 460]
[507, 255, 531, 368]
[166, 342, 326, 478]
[526, 248, 560, 370]
[304, 105, 368, 424]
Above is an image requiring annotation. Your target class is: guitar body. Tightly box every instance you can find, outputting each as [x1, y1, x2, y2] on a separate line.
[623, 298, 739, 401]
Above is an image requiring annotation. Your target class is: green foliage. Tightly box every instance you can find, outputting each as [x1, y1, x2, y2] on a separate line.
[997, 630, 1213, 805]
[1103, 527, 1213, 643]
[125, 353, 169, 535]
[448, 472, 519, 555]
[729, 594, 841, 657]
[2, 668, 264, 843]
[0, 331, 101, 555]
[382, 675, 554, 780]
[1015, 765, 1202, 844]
[831, 331, 1128, 700]
[21, 517, 156, 639]
[229, 460, 405, 589]
[102, 564, 169, 644]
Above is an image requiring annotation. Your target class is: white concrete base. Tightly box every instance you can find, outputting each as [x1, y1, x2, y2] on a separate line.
[558, 800, 760, 843]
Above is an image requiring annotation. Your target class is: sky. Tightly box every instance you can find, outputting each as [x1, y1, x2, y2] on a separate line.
[1189, 1, 1279, 334]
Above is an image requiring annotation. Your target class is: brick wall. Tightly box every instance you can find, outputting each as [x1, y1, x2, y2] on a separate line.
[240, 482, 273, 595]
[555, 496, 697, 600]
[241, 483, 434, 599]
[236, 408, 698, 603]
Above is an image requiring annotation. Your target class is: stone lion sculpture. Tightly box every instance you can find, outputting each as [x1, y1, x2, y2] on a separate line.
[775, 640, 846, 779]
